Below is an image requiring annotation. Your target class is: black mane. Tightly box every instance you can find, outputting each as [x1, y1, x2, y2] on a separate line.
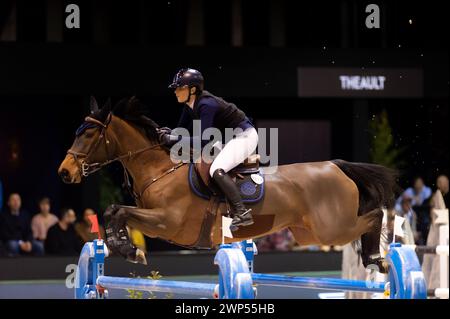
[112, 96, 161, 143]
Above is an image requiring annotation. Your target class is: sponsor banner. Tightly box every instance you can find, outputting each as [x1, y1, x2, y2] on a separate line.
[298, 67, 423, 97]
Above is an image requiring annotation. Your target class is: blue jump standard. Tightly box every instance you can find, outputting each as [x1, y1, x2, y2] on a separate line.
[75, 239, 427, 299]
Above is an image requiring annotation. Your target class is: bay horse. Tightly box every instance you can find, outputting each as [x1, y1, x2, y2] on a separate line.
[58, 97, 398, 272]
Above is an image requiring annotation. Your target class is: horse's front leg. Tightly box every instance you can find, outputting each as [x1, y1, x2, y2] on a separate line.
[103, 204, 153, 264]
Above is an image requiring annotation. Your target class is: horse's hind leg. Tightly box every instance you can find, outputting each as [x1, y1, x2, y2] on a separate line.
[289, 226, 321, 246]
[325, 208, 388, 273]
[359, 208, 388, 273]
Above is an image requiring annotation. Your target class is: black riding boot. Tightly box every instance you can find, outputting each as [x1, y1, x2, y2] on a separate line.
[212, 168, 254, 231]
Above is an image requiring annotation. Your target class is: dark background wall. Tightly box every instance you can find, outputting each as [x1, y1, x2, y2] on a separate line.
[0, 0, 448, 250]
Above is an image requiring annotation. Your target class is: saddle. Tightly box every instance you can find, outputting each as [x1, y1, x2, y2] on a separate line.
[189, 154, 265, 203]
[188, 154, 265, 249]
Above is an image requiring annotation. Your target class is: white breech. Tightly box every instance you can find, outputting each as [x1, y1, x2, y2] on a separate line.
[209, 127, 259, 177]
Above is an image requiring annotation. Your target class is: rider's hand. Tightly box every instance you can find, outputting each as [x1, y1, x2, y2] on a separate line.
[159, 133, 171, 145]
[156, 127, 174, 145]
[156, 127, 172, 135]
[158, 132, 178, 146]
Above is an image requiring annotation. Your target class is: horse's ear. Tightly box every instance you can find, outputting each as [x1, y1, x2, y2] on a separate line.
[98, 98, 112, 121]
[90, 96, 99, 113]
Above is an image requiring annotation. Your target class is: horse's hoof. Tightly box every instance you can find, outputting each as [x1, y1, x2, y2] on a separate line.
[126, 248, 147, 265]
[136, 249, 147, 265]
[367, 258, 389, 274]
[378, 259, 389, 274]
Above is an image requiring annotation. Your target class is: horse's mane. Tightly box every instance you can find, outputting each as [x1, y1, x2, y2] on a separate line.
[112, 96, 161, 143]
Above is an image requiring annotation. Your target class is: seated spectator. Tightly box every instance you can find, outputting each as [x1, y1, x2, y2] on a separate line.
[45, 208, 83, 255]
[395, 195, 416, 231]
[395, 177, 432, 244]
[434, 175, 449, 208]
[256, 229, 296, 252]
[74, 208, 105, 242]
[0, 193, 44, 256]
[31, 197, 58, 253]
[395, 176, 432, 211]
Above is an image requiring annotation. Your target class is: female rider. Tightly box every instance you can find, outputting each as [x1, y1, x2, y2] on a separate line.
[159, 68, 259, 231]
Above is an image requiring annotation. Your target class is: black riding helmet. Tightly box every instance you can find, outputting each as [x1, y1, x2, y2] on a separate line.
[168, 68, 204, 93]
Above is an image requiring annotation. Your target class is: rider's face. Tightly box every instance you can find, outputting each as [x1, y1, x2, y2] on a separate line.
[174, 86, 189, 103]
[175, 86, 195, 104]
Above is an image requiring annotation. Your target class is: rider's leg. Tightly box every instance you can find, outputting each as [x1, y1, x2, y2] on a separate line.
[209, 127, 258, 174]
[209, 127, 258, 230]
[212, 168, 254, 230]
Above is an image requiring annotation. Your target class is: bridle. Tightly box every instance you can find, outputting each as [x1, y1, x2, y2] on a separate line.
[67, 113, 161, 178]
[67, 111, 187, 204]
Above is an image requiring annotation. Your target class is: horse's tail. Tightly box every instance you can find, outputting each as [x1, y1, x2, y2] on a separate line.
[331, 159, 399, 270]
[331, 159, 399, 215]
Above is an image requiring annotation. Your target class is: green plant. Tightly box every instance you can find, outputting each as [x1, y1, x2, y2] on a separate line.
[368, 109, 405, 170]
[98, 169, 124, 212]
[126, 271, 173, 299]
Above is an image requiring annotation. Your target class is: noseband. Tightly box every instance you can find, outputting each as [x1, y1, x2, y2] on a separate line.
[67, 113, 161, 177]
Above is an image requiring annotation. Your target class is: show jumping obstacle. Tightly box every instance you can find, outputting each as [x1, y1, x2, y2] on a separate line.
[404, 211, 449, 299]
[75, 238, 432, 299]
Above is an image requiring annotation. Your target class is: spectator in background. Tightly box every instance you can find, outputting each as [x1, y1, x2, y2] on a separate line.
[74, 208, 105, 242]
[31, 197, 58, 252]
[434, 175, 449, 208]
[256, 229, 296, 252]
[429, 174, 449, 219]
[395, 177, 432, 244]
[395, 195, 417, 239]
[0, 193, 44, 256]
[45, 208, 83, 255]
[395, 177, 432, 212]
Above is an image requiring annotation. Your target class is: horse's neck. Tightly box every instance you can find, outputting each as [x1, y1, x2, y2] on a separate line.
[110, 117, 172, 193]
[125, 148, 173, 194]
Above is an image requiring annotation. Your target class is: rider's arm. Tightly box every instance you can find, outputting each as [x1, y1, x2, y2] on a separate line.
[166, 99, 219, 146]
[177, 105, 192, 130]
[189, 99, 219, 147]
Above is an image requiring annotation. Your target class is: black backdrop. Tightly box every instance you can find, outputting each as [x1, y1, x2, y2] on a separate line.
[0, 0, 448, 250]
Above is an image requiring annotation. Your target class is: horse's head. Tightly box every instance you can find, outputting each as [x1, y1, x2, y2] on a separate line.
[58, 97, 114, 184]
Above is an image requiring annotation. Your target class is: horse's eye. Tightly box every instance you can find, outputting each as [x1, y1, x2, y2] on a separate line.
[84, 130, 95, 138]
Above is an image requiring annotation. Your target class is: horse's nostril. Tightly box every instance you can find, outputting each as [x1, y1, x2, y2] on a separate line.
[59, 168, 70, 179]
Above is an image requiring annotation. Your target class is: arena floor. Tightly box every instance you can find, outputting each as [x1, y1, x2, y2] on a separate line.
[0, 271, 344, 299]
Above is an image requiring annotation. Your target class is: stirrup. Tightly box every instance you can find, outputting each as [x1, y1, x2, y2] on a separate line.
[236, 208, 252, 218]
[230, 209, 254, 231]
